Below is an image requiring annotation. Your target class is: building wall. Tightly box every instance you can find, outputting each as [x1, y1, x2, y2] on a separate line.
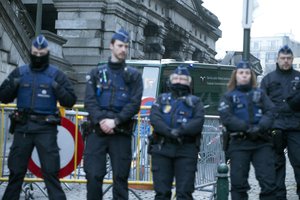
[51, 0, 222, 101]
[3, 0, 222, 102]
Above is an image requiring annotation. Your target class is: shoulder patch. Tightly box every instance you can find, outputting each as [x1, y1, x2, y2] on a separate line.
[218, 101, 229, 111]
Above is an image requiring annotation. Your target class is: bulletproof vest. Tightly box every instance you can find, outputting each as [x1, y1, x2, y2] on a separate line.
[95, 65, 132, 112]
[231, 89, 263, 124]
[159, 93, 197, 128]
[17, 65, 58, 115]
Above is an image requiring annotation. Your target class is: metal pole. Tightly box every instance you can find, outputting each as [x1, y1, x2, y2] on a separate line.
[243, 28, 251, 61]
[35, 0, 43, 36]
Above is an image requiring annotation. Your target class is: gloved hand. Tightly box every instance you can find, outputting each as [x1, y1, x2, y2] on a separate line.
[170, 129, 180, 139]
[13, 78, 20, 87]
[170, 129, 183, 144]
[246, 125, 261, 141]
[52, 80, 59, 89]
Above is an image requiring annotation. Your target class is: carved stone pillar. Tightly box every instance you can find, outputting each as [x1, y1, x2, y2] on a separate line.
[144, 25, 167, 60]
[132, 16, 148, 59]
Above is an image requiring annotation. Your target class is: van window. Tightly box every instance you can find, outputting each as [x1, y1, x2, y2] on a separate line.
[142, 67, 159, 97]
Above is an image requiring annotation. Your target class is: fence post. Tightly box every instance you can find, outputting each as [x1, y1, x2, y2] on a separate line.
[216, 163, 229, 200]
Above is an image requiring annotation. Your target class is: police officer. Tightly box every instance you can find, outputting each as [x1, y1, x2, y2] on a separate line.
[0, 35, 77, 200]
[218, 61, 276, 200]
[149, 65, 204, 200]
[260, 45, 300, 200]
[84, 28, 143, 200]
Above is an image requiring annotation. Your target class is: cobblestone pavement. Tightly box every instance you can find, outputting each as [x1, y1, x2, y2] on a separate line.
[0, 158, 298, 199]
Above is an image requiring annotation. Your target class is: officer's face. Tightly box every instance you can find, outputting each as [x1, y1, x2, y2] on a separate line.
[170, 74, 191, 86]
[110, 40, 129, 62]
[277, 53, 293, 71]
[31, 46, 49, 57]
[236, 68, 251, 85]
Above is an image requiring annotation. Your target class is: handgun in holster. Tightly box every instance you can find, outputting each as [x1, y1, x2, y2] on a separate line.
[81, 120, 93, 140]
[222, 128, 230, 152]
[114, 119, 135, 135]
[9, 113, 16, 134]
[8, 111, 27, 134]
[271, 129, 286, 154]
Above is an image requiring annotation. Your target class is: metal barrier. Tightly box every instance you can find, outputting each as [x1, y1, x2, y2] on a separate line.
[0, 104, 225, 199]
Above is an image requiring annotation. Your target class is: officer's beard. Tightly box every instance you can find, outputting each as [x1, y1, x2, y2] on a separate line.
[170, 83, 191, 97]
[30, 53, 49, 71]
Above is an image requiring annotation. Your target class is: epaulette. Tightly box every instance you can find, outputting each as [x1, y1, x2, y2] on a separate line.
[185, 95, 200, 107]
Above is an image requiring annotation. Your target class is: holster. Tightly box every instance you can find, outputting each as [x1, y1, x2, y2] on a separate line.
[92, 119, 135, 136]
[9, 113, 16, 134]
[114, 119, 135, 135]
[148, 132, 164, 153]
[271, 129, 286, 154]
[222, 130, 230, 152]
[81, 120, 93, 140]
[8, 111, 27, 134]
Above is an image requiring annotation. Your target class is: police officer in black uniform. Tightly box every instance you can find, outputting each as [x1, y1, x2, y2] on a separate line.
[1, 35, 77, 200]
[260, 45, 300, 200]
[218, 61, 276, 200]
[84, 28, 143, 200]
[149, 65, 204, 200]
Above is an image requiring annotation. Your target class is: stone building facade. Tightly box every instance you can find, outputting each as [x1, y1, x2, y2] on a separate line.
[2, 0, 221, 101]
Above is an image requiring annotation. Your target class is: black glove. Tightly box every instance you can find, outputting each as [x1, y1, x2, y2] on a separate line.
[52, 80, 59, 89]
[246, 125, 261, 141]
[170, 129, 183, 144]
[170, 129, 180, 139]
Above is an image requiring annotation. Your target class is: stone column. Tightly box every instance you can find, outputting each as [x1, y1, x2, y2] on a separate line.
[53, 0, 106, 101]
[144, 25, 167, 60]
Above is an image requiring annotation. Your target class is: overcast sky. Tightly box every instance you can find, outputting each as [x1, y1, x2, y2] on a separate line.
[202, 0, 300, 59]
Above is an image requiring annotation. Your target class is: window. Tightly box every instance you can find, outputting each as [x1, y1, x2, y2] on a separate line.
[265, 52, 277, 61]
[253, 41, 260, 50]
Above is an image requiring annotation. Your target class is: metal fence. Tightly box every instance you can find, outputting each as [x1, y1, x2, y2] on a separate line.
[0, 104, 225, 199]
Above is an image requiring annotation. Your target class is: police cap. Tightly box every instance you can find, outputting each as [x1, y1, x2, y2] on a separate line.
[112, 28, 130, 43]
[173, 65, 190, 76]
[32, 34, 48, 49]
[278, 45, 293, 55]
[236, 60, 251, 69]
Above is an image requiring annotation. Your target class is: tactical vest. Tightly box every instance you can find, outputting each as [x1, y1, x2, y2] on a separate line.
[231, 89, 263, 124]
[17, 65, 58, 115]
[95, 65, 132, 112]
[159, 93, 197, 128]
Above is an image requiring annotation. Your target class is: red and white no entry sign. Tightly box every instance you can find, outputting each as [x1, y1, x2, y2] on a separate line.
[28, 117, 84, 178]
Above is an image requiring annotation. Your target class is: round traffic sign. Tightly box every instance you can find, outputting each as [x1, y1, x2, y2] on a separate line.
[28, 117, 84, 178]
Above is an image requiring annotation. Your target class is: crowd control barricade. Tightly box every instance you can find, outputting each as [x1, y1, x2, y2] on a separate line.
[195, 115, 225, 200]
[0, 104, 224, 199]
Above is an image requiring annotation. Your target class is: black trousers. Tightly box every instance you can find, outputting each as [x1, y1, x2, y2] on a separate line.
[274, 130, 300, 200]
[151, 153, 197, 200]
[84, 132, 132, 200]
[229, 146, 276, 200]
[2, 131, 66, 200]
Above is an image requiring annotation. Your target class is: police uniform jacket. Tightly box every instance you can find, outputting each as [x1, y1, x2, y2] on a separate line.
[261, 64, 300, 130]
[149, 92, 204, 157]
[84, 61, 143, 128]
[0, 64, 77, 133]
[218, 85, 274, 151]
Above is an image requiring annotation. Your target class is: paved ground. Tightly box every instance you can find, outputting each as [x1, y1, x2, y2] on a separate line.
[0, 157, 298, 199]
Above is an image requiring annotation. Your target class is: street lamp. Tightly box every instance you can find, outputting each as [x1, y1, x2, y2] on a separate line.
[242, 0, 258, 61]
[35, 0, 43, 36]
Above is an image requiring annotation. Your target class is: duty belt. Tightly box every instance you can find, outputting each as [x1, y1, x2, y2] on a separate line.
[163, 136, 196, 144]
[28, 114, 61, 125]
[229, 132, 247, 139]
